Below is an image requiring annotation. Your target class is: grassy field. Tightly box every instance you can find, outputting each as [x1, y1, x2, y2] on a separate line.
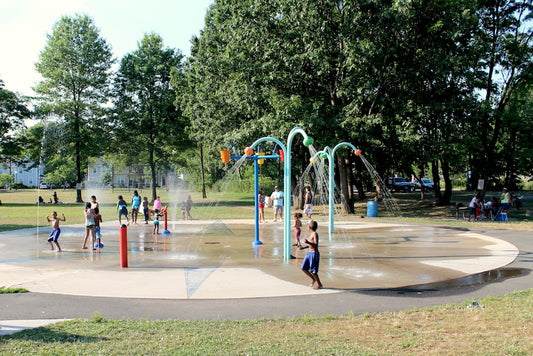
[0, 187, 531, 232]
[0, 289, 531, 355]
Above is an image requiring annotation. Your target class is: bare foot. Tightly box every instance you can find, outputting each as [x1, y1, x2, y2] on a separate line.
[313, 284, 323, 290]
[57, 249, 62, 252]
[82, 246, 88, 249]
[309, 282, 316, 288]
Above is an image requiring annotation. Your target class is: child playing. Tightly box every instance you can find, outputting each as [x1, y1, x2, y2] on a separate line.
[47, 211, 66, 252]
[299, 220, 323, 289]
[258, 188, 266, 223]
[185, 195, 193, 220]
[93, 207, 103, 249]
[181, 201, 187, 221]
[292, 212, 303, 248]
[116, 195, 129, 226]
[142, 196, 150, 224]
[82, 202, 95, 249]
[153, 215, 160, 234]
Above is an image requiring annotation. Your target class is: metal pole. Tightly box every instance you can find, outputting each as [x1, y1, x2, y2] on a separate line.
[253, 157, 262, 245]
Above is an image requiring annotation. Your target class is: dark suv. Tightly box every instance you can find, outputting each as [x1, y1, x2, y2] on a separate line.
[387, 177, 415, 192]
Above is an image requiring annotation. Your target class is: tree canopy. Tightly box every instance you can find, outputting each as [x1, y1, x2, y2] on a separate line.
[34, 14, 114, 202]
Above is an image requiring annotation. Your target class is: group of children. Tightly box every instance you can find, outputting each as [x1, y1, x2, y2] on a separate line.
[47, 193, 167, 252]
[47, 192, 323, 290]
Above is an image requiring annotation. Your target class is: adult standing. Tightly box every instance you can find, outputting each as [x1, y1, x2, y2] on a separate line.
[500, 188, 511, 212]
[468, 192, 480, 221]
[270, 186, 284, 222]
[131, 190, 141, 224]
[303, 186, 314, 219]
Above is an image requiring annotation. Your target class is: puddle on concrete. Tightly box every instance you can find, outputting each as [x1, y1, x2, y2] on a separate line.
[361, 267, 529, 294]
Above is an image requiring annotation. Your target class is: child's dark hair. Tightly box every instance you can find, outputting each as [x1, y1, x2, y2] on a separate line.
[294, 212, 303, 218]
[94, 207, 99, 214]
[118, 195, 123, 200]
[85, 201, 91, 209]
[309, 220, 318, 231]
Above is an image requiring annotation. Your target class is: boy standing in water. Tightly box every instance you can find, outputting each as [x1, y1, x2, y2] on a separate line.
[299, 220, 323, 289]
[47, 211, 66, 252]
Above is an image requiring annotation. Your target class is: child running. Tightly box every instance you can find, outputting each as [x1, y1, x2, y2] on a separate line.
[47, 211, 66, 252]
[299, 220, 323, 289]
[116, 195, 130, 226]
[292, 212, 303, 248]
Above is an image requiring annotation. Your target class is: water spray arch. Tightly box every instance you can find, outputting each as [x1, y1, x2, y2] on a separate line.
[311, 142, 361, 235]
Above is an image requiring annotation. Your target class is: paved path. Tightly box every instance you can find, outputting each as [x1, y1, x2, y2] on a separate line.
[0, 223, 531, 334]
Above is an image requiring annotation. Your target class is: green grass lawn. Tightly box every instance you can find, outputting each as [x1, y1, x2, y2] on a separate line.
[0, 290, 531, 355]
[0, 188, 530, 232]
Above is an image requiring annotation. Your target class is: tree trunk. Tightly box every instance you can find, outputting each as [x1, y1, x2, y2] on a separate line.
[200, 144, 207, 198]
[431, 160, 443, 206]
[440, 158, 452, 205]
[149, 146, 157, 202]
[75, 115, 83, 203]
[337, 154, 354, 214]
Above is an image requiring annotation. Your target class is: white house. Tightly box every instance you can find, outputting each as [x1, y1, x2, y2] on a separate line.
[86, 158, 172, 189]
[0, 161, 43, 187]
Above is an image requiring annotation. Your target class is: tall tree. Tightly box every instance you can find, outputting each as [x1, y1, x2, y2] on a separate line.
[34, 14, 114, 202]
[0, 79, 31, 176]
[113, 33, 187, 201]
[469, 0, 532, 190]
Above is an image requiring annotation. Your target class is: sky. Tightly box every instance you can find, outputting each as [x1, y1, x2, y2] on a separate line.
[0, 0, 214, 96]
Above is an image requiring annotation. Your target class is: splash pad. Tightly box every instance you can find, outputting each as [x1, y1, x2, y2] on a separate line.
[0, 219, 518, 299]
[0, 128, 519, 299]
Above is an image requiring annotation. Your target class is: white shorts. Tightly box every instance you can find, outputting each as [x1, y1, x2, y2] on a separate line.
[273, 205, 283, 214]
[304, 204, 313, 215]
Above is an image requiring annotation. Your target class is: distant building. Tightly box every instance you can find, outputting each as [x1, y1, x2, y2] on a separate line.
[86, 157, 173, 189]
[0, 161, 43, 188]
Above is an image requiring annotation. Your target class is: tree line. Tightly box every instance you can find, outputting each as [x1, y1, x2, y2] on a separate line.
[0, 0, 531, 209]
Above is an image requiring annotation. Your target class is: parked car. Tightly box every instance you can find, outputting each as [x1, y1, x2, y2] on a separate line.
[387, 177, 415, 192]
[413, 178, 435, 191]
[39, 182, 51, 189]
[420, 178, 435, 191]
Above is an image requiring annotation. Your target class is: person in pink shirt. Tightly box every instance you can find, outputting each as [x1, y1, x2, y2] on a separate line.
[151, 196, 162, 219]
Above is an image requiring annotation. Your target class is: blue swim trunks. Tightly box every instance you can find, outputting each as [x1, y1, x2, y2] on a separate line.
[48, 228, 61, 242]
[95, 226, 101, 239]
[301, 251, 320, 274]
[119, 206, 128, 217]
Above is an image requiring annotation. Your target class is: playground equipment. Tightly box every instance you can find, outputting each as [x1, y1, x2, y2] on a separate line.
[248, 127, 314, 260]
[162, 206, 170, 234]
[311, 143, 361, 234]
[220, 143, 282, 246]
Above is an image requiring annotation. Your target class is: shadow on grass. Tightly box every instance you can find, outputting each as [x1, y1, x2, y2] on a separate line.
[0, 327, 108, 343]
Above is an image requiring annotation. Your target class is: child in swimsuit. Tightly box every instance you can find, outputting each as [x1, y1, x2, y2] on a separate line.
[299, 220, 323, 289]
[117, 195, 130, 226]
[293, 212, 303, 248]
[47, 211, 66, 252]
